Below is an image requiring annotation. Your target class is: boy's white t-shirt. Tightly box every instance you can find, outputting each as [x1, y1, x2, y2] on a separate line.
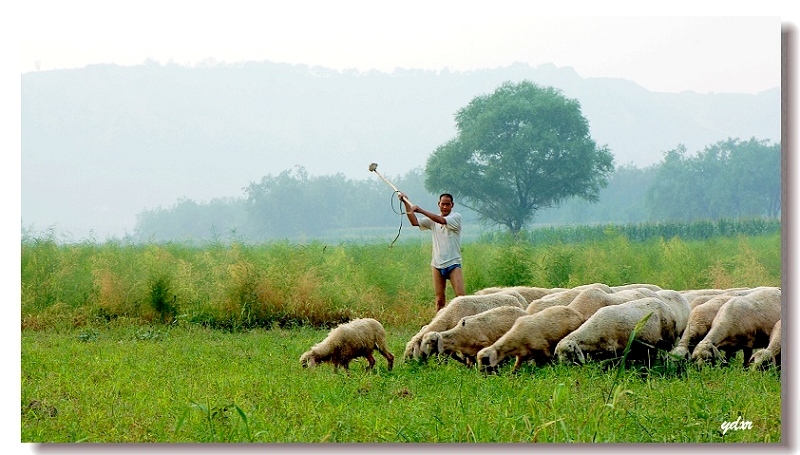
[418, 212, 462, 269]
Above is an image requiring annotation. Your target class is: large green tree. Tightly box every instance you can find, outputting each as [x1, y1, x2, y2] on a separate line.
[424, 81, 614, 235]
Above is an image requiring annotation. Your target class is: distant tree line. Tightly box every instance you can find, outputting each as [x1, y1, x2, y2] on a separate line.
[132, 137, 780, 243]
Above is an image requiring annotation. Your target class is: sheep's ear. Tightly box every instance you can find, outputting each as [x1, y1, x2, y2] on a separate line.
[489, 350, 498, 367]
[575, 345, 585, 364]
[436, 335, 444, 354]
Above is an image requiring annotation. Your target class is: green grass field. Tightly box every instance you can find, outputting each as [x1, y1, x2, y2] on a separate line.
[21, 225, 783, 443]
[22, 324, 781, 443]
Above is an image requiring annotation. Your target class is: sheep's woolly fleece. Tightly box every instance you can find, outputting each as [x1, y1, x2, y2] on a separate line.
[299, 318, 394, 372]
[691, 287, 781, 367]
[419, 305, 528, 365]
[403, 292, 526, 361]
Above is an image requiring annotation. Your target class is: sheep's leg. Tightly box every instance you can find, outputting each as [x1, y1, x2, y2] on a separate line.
[365, 353, 376, 371]
[742, 347, 753, 368]
[512, 356, 523, 374]
[722, 349, 735, 366]
[376, 343, 395, 371]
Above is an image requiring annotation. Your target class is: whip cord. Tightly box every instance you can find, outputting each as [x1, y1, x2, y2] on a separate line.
[389, 191, 406, 248]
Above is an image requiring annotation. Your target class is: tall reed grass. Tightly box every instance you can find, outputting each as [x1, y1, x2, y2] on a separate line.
[21, 224, 781, 331]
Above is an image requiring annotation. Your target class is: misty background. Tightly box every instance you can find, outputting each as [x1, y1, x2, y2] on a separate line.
[21, 60, 780, 242]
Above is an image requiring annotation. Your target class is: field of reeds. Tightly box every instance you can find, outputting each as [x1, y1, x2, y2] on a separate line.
[21, 219, 781, 330]
[21, 220, 783, 443]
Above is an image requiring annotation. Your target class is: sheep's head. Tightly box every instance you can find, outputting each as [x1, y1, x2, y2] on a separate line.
[476, 347, 498, 371]
[404, 339, 424, 361]
[690, 342, 720, 366]
[748, 350, 775, 371]
[420, 332, 441, 360]
[299, 351, 317, 368]
[669, 346, 690, 360]
[404, 325, 429, 361]
[555, 340, 585, 365]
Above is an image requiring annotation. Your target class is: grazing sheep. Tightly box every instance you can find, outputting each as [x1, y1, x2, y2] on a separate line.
[691, 288, 781, 367]
[403, 293, 526, 361]
[671, 287, 778, 359]
[299, 318, 394, 373]
[654, 289, 692, 339]
[670, 294, 738, 359]
[477, 305, 586, 373]
[555, 297, 683, 365]
[474, 285, 557, 303]
[526, 283, 613, 314]
[567, 287, 658, 320]
[749, 319, 781, 370]
[419, 305, 528, 366]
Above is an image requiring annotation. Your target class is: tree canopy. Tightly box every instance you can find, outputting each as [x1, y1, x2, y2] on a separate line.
[645, 138, 781, 221]
[424, 80, 614, 235]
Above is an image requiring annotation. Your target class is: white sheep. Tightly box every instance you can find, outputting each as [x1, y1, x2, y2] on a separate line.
[477, 305, 586, 373]
[669, 294, 737, 359]
[749, 319, 781, 370]
[567, 287, 658, 320]
[403, 292, 526, 361]
[525, 283, 613, 314]
[691, 288, 781, 367]
[419, 305, 528, 366]
[299, 318, 394, 372]
[654, 289, 691, 339]
[474, 285, 558, 304]
[554, 297, 683, 365]
[671, 287, 779, 359]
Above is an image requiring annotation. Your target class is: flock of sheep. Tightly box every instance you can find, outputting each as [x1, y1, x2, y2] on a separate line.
[299, 283, 782, 374]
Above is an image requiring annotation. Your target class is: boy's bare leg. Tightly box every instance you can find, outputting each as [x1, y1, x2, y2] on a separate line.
[448, 267, 466, 297]
[431, 267, 447, 311]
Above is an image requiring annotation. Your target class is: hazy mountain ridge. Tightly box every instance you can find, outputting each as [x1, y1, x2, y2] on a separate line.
[21, 61, 780, 239]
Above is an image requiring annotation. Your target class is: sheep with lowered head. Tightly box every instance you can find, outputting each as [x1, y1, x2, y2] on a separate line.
[673, 288, 779, 359]
[555, 297, 683, 365]
[300, 318, 394, 373]
[749, 319, 781, 370]
[477, 305, 586, 373]
[419, 305, 528, 366]
[403, 292, 527, 361]
[654, 289, 691, 339]
[670, 294, 738, 360]
[691, 287, 781, 367]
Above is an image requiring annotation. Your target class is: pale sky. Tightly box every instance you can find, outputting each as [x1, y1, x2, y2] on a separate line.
[16, 1, 791, 94]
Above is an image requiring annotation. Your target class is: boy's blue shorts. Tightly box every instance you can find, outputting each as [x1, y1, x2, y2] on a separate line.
[437, 263, 462, 279]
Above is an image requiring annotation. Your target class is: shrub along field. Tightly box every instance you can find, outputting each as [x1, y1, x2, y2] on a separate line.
[21, 221, 783, 443]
